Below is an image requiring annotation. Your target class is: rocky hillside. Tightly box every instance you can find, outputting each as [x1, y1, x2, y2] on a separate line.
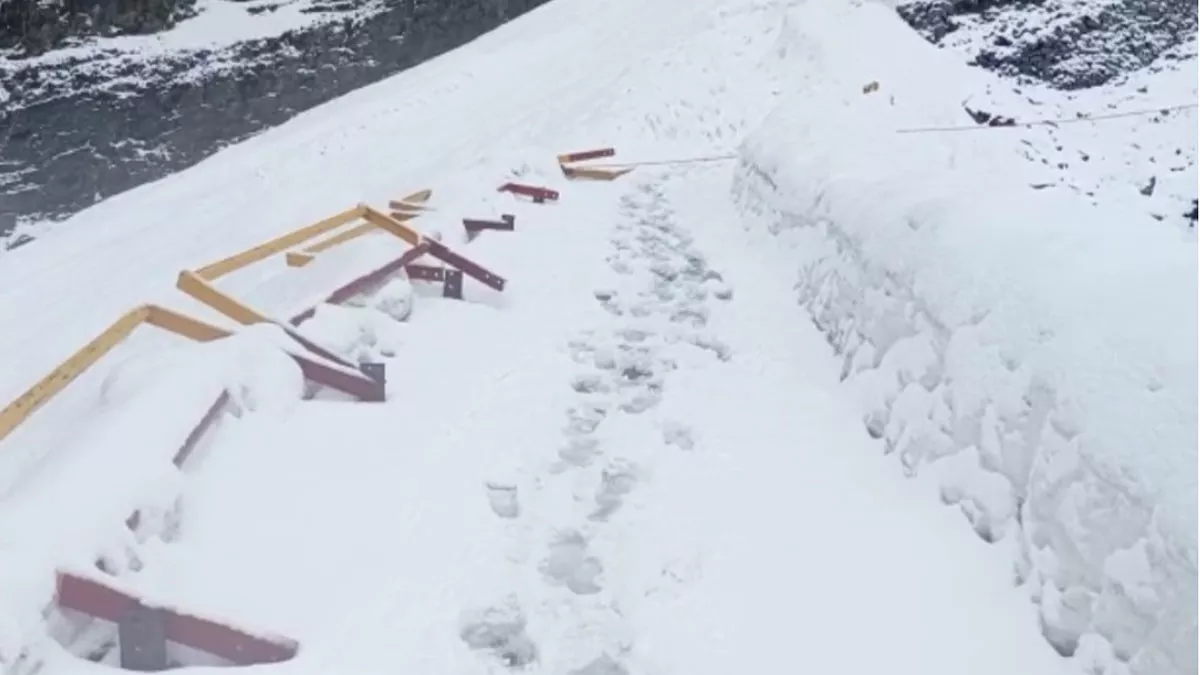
[1, 0, 200, 57]
[0, 0, 550, 246]
[896, 0, 1197, 229]
[896, 0, 1197, 90]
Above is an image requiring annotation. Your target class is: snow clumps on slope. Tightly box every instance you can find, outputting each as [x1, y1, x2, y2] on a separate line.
[733, 3, 1197, 675]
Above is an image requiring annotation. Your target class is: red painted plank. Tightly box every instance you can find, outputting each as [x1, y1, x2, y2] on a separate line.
[57, 571, 136, 622]
[55, 572, 298, 666]
[289, 243, 432, 327]
[497, 182, 559, 202]
[423, 239, 507, 292]
[172, 390, 230, 467]
[559, 148, 615, 163]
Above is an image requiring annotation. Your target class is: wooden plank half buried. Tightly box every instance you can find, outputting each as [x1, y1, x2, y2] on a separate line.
[399, 188, 432, 203]
[175, 271, 381, 401]
[0, 306, 152, 445]
[195, 204, 367, 281]
[562, 166, 634, 181]
[387, 188, 434, 213]
[55, 571, 299, 666]
[388, 201, 431, 213]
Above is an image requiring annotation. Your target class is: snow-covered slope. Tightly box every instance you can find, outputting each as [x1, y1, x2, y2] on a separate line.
[734, 3, 1196, 674]
[0, 0, 1194, 673]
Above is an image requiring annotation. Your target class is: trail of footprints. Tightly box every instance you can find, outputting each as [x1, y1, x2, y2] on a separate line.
[462, 179, 732, 672]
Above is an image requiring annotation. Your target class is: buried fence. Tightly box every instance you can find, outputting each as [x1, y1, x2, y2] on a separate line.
[2, 147, 628, 670]
[0, 187, 517, 670]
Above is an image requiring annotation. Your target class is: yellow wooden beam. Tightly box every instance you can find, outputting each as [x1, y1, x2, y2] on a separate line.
[0, 306, 152, 444]
[399, 189, 432, 204]
[560, 165, 634, 181]
[176, 270, 269, 326]
[286, 222, 380, 268]
[286, 251, 316, 268]
[195, 205, 368, 281]
[361, 206, 424, 247]
[144, 305, 232, 342]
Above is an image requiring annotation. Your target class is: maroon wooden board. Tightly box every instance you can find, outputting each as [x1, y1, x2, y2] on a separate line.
[403, 265, 463, 299]
[462, 217, 515, 233]
[172, 391, 230, 467]
[126, 390, 231, 533]
[423, 239, 507, 292]
[497, 182, 559, 202]
[290, 243, 432, 327]
[560, 148, 615, 163]
[56, 572, 299, 666]
[405, 263, 448, 282]
[289, 353, 384, 402]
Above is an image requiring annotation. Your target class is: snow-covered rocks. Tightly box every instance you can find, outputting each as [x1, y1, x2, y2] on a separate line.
[896, 0, 1197, 90]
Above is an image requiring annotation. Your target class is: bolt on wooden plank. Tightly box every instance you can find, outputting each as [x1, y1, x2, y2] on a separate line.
[406, 264, 465, 300]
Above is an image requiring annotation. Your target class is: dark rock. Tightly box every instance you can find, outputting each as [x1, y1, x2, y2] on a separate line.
[0, 0, 553, 241]
[1, 0, 200, 56]
[1139, 175, 1157, 196]
[897, 0, 1197, 90]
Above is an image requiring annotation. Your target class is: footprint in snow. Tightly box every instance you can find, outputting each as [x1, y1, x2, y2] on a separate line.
[485, 482, 520, 519]
[570, 654, 630, 675]
[459, 597, 539, 669]
[541, 530, 604, 595]
[590, 461, 638, 522]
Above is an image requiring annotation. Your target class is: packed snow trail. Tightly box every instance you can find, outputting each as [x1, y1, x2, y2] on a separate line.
[0, 0, 1109, 672]
[448, 165, 1074, 674]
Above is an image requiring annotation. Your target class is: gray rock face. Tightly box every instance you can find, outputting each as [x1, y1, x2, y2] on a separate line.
[896, 0, 1197, 89]
[1, 0, 200, 56]
[0, 0, 552, 244]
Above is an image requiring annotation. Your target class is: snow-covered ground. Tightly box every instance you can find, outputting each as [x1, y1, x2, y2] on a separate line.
[734, 3, 1196, 674]
[0, 0, 1194, 674]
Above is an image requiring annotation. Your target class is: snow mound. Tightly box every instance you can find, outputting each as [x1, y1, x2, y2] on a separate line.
[0, 326, 304, 675]
[734, 2, 1197, 675]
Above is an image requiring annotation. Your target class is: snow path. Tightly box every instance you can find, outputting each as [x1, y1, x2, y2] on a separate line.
[1, 0, 1104, 672]
[445, 166, 1075, 674]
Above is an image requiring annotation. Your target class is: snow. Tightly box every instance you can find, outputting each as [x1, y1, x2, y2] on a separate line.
[0, 0, 1192, 673]
[733, 2, 1196, 674]
[3, 0, 376, 66]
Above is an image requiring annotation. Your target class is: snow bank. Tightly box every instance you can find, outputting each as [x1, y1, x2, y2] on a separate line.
[733, 2, 1197, 674]
[0, 326, 303, 675]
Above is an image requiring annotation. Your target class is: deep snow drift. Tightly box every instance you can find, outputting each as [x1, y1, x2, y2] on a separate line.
[734, 3, 1196, 674]
[0, 0, 1193, 674]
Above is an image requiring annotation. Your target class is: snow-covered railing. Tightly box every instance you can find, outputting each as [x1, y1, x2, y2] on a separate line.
[0, 188, 520, 672]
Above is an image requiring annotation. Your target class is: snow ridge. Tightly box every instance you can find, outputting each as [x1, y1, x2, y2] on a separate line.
[734, 3, 1197, 675]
